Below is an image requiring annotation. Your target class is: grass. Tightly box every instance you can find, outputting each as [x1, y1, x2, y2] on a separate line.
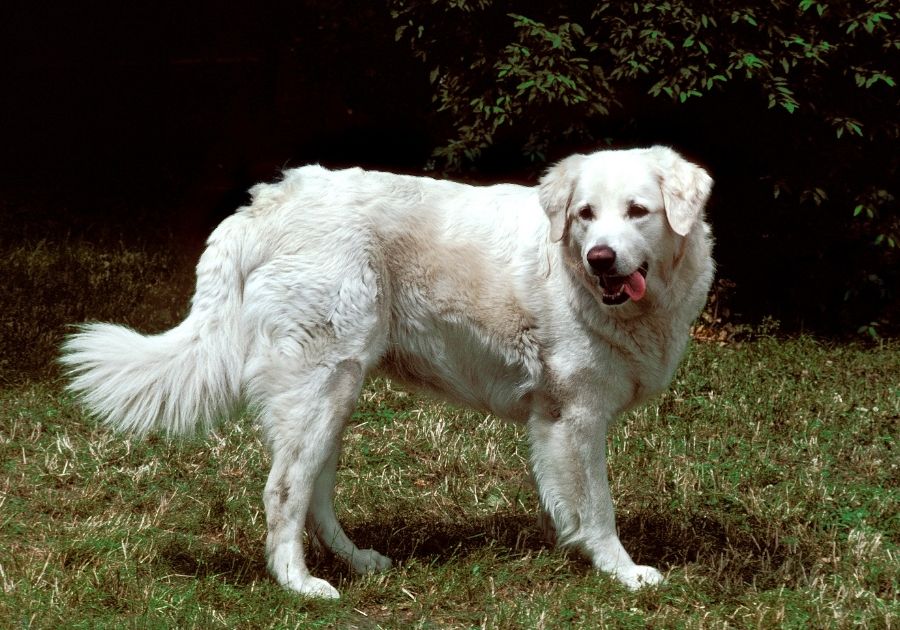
[1, 233, 898, 627]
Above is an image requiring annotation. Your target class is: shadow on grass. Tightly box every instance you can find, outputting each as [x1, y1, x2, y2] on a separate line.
[158, 508, 808, 591]
[153, 511, 545, 588]
[621, 510, 813, 591]
[160, 538, 270, 587]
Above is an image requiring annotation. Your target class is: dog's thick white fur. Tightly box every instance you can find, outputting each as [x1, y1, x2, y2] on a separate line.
[62, 146, 714, 598]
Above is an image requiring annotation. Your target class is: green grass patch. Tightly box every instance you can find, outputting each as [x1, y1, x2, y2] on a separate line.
[0, 337, 897, 627]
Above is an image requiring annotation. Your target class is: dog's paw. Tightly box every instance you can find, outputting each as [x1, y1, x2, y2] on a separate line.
[350, 548, 393, 575]
[285, 575, 340, 599]
[615, 565, 664, 590]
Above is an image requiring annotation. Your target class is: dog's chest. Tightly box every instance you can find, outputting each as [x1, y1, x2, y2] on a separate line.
[611, 319, 691, 411]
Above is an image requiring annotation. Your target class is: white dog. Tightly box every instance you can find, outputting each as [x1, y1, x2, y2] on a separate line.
[62, 146, 714, 598]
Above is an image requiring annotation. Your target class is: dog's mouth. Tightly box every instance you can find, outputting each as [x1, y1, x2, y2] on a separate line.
[598, 262, 649, 306]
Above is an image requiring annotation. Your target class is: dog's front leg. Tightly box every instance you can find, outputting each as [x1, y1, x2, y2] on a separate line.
[527, 410, 663, 589]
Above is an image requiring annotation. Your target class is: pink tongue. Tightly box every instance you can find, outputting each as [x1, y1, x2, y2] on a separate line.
[623, 271, 646, 301]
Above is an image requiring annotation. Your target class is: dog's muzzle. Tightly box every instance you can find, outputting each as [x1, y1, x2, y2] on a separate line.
[586, 246, 648, 305]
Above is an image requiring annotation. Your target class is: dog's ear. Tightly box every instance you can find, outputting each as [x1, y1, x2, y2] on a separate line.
[539, 154, 584, 242]
[650, 146, 713, 237]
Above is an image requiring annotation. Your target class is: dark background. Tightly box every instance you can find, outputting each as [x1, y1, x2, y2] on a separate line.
[2, 2, 433, 239]
[2, 1, 897, 338]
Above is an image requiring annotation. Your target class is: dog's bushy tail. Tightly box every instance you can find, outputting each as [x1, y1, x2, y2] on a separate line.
[61, 214, 258, 436]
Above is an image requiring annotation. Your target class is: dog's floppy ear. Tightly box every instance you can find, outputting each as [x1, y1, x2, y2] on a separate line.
[650, 146, 713, 237]
[539, 154, 584, 242]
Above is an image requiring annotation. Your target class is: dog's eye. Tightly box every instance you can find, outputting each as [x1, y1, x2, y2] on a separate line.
[578, 204, 594, 221]
[627, 203, 649, 219]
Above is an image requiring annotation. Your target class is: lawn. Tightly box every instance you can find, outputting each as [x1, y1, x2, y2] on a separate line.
[0, 235, 897, 628]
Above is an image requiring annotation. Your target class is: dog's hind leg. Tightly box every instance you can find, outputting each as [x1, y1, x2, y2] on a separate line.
[261, 359, 368, 599]
[307, 444, 393, 574]
[249, 248, 389, 597]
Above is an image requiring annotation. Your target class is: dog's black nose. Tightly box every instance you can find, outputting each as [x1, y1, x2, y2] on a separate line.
[587, 246, 616, 274]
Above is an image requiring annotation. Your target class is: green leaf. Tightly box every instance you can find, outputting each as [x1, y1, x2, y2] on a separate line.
[557, 74, 577, 89]
[516, 79, 536, 91]
[742, 53, 763, 68]
[864, 73, 896, 88]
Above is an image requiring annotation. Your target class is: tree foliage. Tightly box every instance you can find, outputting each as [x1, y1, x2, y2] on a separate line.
[391, 0, 899, 333]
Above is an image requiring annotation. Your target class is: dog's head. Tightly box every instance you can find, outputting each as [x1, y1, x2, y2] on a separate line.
[539, 146, 712, 306]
